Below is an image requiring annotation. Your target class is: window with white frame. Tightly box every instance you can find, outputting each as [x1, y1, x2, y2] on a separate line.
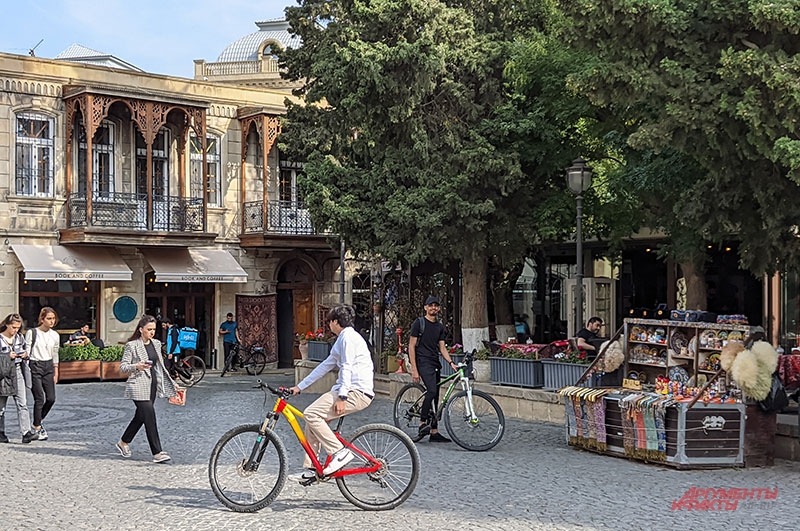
[189, 134, 222, 206]
[15, 112, 55, 197]
[135, 129, 169, 197]
[78, 121, 115, 198]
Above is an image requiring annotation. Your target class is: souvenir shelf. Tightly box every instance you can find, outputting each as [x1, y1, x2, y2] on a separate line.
[623, 318, 753, 387]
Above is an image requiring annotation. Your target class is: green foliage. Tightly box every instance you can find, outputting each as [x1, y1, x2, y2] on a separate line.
[58, 345, 123, 362]
[58, 345, 100, 361]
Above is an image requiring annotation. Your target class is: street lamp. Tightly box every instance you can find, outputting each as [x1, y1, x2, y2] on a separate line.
[566, 158, 593, 336]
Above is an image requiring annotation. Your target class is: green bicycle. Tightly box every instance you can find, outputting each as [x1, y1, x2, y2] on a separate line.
[393, 351, 505, 451]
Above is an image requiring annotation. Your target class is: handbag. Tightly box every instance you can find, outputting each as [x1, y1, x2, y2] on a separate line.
[169, 386, 187, 406]
[758, 373, 788, 413]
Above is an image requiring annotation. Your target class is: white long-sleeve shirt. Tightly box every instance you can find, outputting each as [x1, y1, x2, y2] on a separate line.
[26, 328, 60, 364]
[298, 326, 373, 397]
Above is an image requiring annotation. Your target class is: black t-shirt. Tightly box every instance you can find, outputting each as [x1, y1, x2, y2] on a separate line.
[410, 317, 446, 360]
[576, 328, 598, 346]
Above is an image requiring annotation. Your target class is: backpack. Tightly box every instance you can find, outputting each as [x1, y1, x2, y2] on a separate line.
[177, 328, 198, 350]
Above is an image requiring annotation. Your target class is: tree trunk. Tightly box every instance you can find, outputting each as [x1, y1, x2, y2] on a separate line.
[461, 255, 489, 353]
[681, 260, 708, 310]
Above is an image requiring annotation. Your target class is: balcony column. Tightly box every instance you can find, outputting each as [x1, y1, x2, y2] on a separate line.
[85, 94, 94, 226]
[240, 120, 250, 234]
[201, 116, 208, 233]
[261, 115, 269, 235]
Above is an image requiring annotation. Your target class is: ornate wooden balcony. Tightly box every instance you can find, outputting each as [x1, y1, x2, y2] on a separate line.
[61, 192, 216, 246]
[240, 200, 333, 250]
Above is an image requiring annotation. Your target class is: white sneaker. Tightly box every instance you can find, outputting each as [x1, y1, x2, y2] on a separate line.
[153, 452, 171, 463]
[288, 469, 318, 484]
[322, 448, 354, 476]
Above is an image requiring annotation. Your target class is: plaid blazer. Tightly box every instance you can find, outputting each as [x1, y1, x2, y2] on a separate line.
[120, 338, 177, 401]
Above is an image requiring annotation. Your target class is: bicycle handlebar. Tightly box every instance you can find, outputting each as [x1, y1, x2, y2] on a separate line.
[253, 379, 293, 399]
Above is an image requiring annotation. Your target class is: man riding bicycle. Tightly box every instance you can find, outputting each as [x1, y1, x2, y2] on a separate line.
[289, 304, 374, 482]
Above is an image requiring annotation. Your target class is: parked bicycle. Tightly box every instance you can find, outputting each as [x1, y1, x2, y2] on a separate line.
[209, 381, 420, 512]
[166, 353, 206, 387]
[220, 343, 266, 377]
[393, 350, 505, 451]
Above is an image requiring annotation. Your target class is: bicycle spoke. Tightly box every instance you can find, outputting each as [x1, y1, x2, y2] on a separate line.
[444, 390, 505, 451]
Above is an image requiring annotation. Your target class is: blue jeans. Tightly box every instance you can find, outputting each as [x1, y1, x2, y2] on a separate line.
[0, 365, 32, 436]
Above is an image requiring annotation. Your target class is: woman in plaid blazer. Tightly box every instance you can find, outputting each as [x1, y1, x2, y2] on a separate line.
[116, 315, 177, 463]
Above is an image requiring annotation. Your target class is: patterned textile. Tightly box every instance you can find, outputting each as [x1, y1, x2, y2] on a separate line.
[594, 399, 607, 449]
[778, 355, 800, 390]
[565, 399, 577, 438]
[573, 400, 584, 438]
[643, 403, 657, 452]
[654, 403, 667, 454]
[236, 294, 278, 363]
[634, 409, 647, 451]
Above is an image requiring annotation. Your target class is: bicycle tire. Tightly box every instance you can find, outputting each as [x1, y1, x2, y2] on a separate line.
[245, 351, 266, 375]
[336, 423, 420, 511]
[443, 389, 505, 451]
[393, 383, 427, 442]
[208, 424, 287, 512]
[178, 355, 206, 387]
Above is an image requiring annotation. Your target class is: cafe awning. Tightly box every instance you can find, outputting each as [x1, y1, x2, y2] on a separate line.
[141, 248, 247, 283]
[11, 245, 133, 281]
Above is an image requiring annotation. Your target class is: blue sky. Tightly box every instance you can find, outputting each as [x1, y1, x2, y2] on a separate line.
[0, 0, 293, 78]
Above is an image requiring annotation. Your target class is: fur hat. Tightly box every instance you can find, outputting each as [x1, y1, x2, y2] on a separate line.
[731, 349, 760, 397]
[598, 340, 624, 372]
[751, 341, 779, 374]
[720, 341, 745, 372]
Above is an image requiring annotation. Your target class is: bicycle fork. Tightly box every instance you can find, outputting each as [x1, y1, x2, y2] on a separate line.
[459, 376, 479, 424]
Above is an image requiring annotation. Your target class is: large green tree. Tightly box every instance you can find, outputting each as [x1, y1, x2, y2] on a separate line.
[558, 0, 800, 277]
[279, 0, 573, 350]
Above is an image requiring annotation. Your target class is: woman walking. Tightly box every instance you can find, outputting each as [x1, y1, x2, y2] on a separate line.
[26, 307, 60, 441]
[0, 313, 38, 443]
[117, 315, 177, 463]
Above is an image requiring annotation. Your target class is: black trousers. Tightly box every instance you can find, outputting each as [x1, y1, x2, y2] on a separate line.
[30, 360, 56, 427]
[223, 342, 238, 366]
[417, 357, 441, 429]
[121, 382, 162, 455]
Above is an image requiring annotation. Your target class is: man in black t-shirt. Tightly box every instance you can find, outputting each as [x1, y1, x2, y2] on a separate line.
[576, 316, 603, 352]
[408, 296, 458, 443]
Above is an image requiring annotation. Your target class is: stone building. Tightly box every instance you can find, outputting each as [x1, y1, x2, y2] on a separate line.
[0, 22, 348, 369]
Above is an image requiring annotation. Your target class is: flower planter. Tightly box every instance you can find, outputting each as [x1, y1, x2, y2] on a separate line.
[307, 341, 331, 362]
[297, 342, 309, 360]
[100, 361, 126, 381]
[58, 360, 102, 381]
[472, 359, 491, 383]
[541, 360, 592, 390]
[489, 357, 543, 388]
[440, 355, 465, 377]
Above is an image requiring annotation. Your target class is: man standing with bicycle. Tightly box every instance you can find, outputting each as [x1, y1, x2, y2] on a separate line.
[219, 313, 241, 371]
[289, 305, 374, 482]
[408, 296, 458, 443]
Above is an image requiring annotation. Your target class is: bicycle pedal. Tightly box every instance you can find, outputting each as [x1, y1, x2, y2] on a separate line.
[299, 476, 321, 487]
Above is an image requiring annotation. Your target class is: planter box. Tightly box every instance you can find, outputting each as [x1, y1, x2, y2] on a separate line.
[59, 360, 102, 381]
[101, 361, 126, 381]
[541, 360, 592, 390]
[440, 355, 465, 377]
[307, 341, 332, 362]
[489, 357, 543, 388]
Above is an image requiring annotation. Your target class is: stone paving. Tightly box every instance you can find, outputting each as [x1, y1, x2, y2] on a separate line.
[1, 372, 799, 530]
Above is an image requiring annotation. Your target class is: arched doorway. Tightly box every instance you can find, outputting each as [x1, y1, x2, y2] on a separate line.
[276, 259, 315, 368]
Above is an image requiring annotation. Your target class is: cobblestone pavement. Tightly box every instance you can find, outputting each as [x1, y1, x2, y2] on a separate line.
[1, 372, 799, 530]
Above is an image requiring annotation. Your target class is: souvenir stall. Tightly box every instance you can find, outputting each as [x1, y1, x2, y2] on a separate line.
[560, 316, 781, 469]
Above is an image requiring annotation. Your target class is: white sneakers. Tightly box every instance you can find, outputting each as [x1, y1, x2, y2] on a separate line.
[322, 448, 354, 476]
[153, 452, 171, 463]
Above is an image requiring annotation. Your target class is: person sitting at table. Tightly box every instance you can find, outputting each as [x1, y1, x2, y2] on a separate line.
[575, 317, 603, 353]
[67, 324, 92, 346]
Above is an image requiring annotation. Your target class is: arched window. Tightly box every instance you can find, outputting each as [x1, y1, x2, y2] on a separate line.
[78, 120, 115, 198]
[189, 134, 222, 206]
[15, 112, 55, 196]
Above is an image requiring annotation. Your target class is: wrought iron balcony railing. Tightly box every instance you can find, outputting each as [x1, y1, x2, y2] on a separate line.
[67, 192, 205, 232]
[243, 200, 321, 235]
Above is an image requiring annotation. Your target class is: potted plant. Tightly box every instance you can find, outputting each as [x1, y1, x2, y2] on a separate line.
[471, 347, 492, 383]
[489, 344, 543, 388]
[99, 345, 125, 381]
[58, 344, 102, 381]
[441, 344, 466, 378]
[303, 328, 334, 362]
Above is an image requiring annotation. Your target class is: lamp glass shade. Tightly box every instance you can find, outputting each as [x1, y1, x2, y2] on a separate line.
[566, 158, 593, 194]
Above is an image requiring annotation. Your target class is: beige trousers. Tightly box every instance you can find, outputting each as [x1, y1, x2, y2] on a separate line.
[303, 389, 372, 468]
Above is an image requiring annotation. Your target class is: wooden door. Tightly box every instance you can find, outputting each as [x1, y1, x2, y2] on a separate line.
[293, 287, 313, 359]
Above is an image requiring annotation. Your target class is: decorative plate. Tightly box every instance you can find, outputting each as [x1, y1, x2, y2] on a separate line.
[669, 330, 688, 352]
[630, 326, 644, 341]
[628, 371, 640, 380]
[654, 328, 666, 343]
[700, 329, 717, 347]
[728, 331, 744, 342]
[718, 331, 728, 341]
[669, 366, 690, 384]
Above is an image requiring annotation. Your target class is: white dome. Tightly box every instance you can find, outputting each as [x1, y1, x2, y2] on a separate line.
[216, 19, 301, 62]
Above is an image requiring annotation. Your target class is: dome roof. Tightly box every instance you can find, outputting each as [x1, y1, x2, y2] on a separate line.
[216, 19, 301, 62]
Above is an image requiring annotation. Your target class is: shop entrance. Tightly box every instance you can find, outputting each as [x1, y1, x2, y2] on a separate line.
[276, 259, 316, 368]
[145, 274, 214, 367]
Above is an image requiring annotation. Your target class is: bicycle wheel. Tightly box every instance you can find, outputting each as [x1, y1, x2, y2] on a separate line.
[443, 389, 505, 451]
[178, 355, 206, 387]
[245, 351, 266, 375]
[209, 424, 287, 512]
[393, 383, 427, 442]
[336, 423, 420, 511]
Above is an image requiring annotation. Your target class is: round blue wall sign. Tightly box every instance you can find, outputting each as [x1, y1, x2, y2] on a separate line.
[113, 296, 138, 323]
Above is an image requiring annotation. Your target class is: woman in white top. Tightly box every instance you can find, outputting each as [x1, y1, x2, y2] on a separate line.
[25, 307, 60, 441]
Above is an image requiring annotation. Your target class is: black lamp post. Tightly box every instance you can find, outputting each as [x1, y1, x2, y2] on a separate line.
[566, 158, 593, 336]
